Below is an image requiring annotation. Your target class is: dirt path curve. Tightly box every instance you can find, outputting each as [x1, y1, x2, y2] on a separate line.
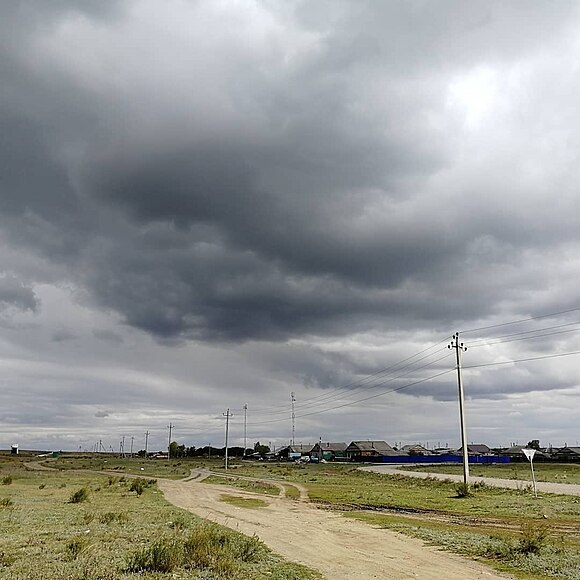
[360, 465, 580, 495]
[185, 467, 309, 500]
[159, 478, 513, 580]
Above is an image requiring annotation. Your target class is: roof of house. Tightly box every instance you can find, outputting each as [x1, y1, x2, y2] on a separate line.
[346, 440, 401, 456]
[554, 446, 580, 455]
[314, 442, 347, 452]
[502, 445, 550, 457]
[401, 444, 431, 453]
[458, 444, 492, 455]
[286, 444, 314, 454]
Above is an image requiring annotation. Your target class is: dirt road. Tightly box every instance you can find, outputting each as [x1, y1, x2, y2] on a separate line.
[159, 476, 512, 580]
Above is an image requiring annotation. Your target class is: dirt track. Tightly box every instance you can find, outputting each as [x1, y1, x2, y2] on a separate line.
[159, 475, 513, 580]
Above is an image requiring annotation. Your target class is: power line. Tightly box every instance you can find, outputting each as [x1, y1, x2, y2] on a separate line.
[461, 306, 580, 335]
[249, 336, 453, 417]
[249, 367, 454, 426]
[467, 322, 580, 348]
[463, 349, 580, 370]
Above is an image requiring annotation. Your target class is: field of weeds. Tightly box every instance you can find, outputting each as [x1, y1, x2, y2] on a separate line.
[217, 461, 580, 579]
[0, 455, 319, 579]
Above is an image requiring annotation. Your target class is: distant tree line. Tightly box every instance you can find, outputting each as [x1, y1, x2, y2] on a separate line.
[136, 441, 271, 458]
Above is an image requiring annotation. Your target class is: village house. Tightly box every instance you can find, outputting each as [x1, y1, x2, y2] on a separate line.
[345, 440, 402, 461]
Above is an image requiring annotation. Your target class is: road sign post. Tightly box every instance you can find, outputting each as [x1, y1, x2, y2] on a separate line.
[522, 448, 538, 497]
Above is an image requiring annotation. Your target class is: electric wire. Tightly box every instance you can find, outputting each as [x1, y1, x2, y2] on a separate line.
[250, 347, 453, 418]
[248, 335, 453, 416]
[461, 306, 580, 335]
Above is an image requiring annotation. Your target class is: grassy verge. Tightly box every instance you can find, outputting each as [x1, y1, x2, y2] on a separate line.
[42, 455, 192, 480]
[401, 462, 580, 485]
[220, 494, 269, 509]
[0, 457, 320, 579]
[203, 475, 281, 495]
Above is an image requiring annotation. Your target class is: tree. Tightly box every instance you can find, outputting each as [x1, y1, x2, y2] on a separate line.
[169, 441, 186, 458]
[527, 440, 541, 451]
[253, 441, 270, 454]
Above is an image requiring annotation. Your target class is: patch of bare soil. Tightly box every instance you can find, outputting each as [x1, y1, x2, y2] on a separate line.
[159, 477, 514, 580]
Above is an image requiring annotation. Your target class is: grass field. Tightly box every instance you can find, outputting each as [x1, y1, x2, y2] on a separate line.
[401, 461, 580, 485]
[0, 454, 319, 579]
[211, 461, 580, 580]
[7, 454, 580, 579]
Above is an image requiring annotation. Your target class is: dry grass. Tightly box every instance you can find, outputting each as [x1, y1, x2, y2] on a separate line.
[0, 456, 320, 579]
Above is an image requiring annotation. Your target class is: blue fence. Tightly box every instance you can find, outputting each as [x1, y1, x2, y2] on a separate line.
[353, 454, 510, 464]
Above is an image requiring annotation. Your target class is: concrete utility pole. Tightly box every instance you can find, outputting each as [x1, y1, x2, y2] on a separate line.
[130, 436, 134, 457]
[167, 423, 173, 458]
[223, 409, 232, 470]
[144, 431, 150, 457]
[291, 392, 296, 446]
[449, 332, 470, 486]
[243, 403, 248, 457]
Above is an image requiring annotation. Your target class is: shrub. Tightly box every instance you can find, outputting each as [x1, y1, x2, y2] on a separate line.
[0, 497, 14, 508]
[518, 520, 549, 554]
[69, 487, 90, 504]
[127, 537, 183, 572]
[129, 477, 156, 495]
[455, 482, 471, 498]
[130, 480, 144, 496]
[99, 511, 128, 524]
[66, 536, 89, 561]
[1, 476, 13, 486]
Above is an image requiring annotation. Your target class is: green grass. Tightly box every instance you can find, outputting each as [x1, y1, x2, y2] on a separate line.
[228, 463, 580, 523]
[220, 494, 269, 509]
[203, 475, 281, 495]
[348, 511, 580, 580]
[218, 462, 580, 579]
[0, 457, 320, 579]
[284, 484, 301, 499]
[43, 455, 192, 480]
[402, 462, 580, 485]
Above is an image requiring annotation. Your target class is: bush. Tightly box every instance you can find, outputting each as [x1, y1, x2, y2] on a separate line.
[518, 520, 549, 554]
[127, 537, 183, 573]
[129, 477, 156, 495]
[66, 536, 89, 561]
[1, 476, 13, 486]
[126, 525, 266, 575]
[69, 487, 90, 504]
[455, 482, 471, 498]
[0, 497, 14, 508]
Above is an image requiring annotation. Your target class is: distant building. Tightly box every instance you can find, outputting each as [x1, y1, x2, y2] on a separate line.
[310, 442, 347, 461]
[457, 444, 493, 456]
[345, 440, 402, 460]
[552, 446, 580, 462]
[401, 444, 433, 456]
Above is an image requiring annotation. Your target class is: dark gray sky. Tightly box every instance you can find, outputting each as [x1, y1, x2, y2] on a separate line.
[2, 1, 580, 452]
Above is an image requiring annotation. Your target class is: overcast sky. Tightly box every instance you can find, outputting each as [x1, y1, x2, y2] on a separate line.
[2, 1, 580, 453]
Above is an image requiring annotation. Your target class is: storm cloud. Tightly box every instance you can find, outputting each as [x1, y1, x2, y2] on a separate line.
[1, 1, 580, 451]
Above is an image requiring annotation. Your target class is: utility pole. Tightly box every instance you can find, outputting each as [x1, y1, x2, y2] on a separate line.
[167, 423, 173, 459]
[130, 436, 134, 458]
[144, 431, 150, 457]
[291, 392, 296, 446]
[243, 403, 248, 457]
[223, 409, 232, 470]
[449, 332, 469, 486]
